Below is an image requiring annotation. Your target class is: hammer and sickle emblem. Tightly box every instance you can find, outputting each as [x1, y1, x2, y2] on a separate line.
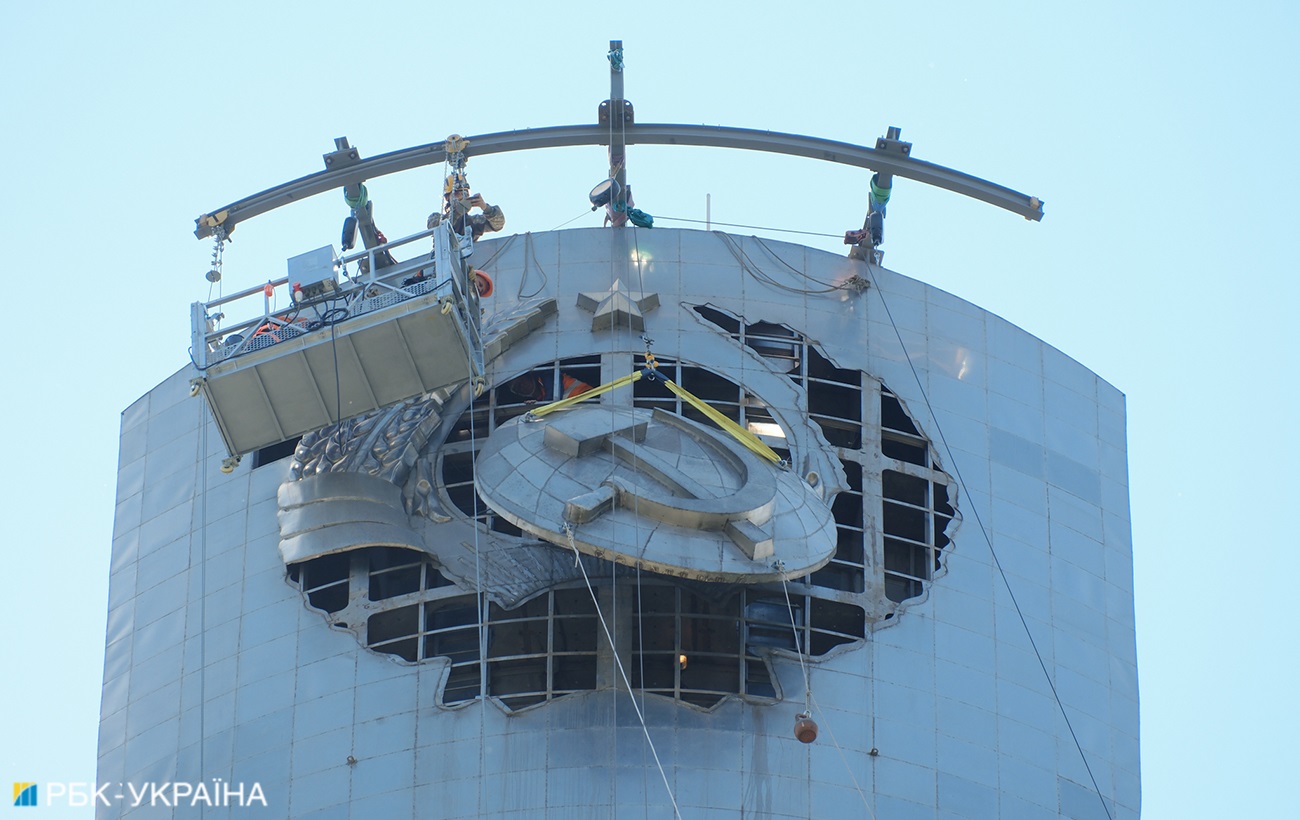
[553, 409, 777, 560]
[474, 406, 836, 583]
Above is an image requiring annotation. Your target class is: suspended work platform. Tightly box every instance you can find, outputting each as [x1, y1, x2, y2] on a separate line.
[192, 223, 484, 457]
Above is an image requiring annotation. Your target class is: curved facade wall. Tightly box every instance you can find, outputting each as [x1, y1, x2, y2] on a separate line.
[100, 227, 1138, 818]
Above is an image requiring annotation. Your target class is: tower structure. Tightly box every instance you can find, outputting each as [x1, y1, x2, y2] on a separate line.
[99, 45, 1138, 819]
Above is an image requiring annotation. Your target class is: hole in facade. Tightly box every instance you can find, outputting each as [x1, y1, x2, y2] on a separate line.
[288, 309, 955, 710]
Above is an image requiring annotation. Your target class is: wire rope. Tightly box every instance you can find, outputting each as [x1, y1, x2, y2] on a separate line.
[629, 225, 651, 817]
[779, 573, 811, 712]
[807, 690, 876, 818]
[445, 152, 491, 812]
[566, 526, 682, 819]
[655, 214, 845, 239]
[516, 233, 549, 299]
[550, 210, 594, 231]
[753, 236, 844, 291]
[469, 344, 489, 818]
[863, 263, 1116, 820]
[602, 100, 621, 804]
[714, 232, 842, 296]
[194, 395, 209, 812]
[329, 321, 342, 422]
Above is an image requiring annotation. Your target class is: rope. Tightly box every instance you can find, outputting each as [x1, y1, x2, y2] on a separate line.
[779, 573, 811, 712]
[778, 500, 874, 819]
[655, 214, 844, 239]
[517, 233, 549, 299]
[470, 382, 489, 816]
[864, 264, 1116, 820]
[195, 396, 209, 807]
[472, 232, 519, 273]
[715, 232, 842, 296]
[566, 526, 682, 819]
[753, 237, 842, 289]
[550, 209, 593, 231]
[329, 321, 342, 422]
[606, 191, 621, 811]
[809, 690, 876, 818]
[454, 234, 489, 810]
[630, 228, 652, 818]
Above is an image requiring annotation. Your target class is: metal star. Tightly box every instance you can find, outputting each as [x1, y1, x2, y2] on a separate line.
[575, 279, 660, 332]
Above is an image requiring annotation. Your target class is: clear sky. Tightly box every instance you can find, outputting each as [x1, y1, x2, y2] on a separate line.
[2, 1, 1297, 817]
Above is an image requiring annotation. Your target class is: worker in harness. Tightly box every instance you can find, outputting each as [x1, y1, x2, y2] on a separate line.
[428, 171, 505, 240]
[508, 372, 592, 404]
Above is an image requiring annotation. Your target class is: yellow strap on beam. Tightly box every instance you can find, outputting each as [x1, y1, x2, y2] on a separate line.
[527, 370, 642, 419]
[661, 378, 784, 465]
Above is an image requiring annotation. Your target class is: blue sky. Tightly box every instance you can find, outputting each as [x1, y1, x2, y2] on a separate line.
[2, 2, 1297, 817]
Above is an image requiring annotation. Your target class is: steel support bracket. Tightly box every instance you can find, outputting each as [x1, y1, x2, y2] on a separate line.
[323, 137, 362, 172]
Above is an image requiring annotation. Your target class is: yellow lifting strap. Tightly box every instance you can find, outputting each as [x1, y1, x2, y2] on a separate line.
[527, 371, 643, 419]
[661, 378, 784, 465]
[524, 368, 783, 466]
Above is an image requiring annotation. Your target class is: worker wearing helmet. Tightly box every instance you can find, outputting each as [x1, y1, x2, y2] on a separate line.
[428, 172, 505, 240]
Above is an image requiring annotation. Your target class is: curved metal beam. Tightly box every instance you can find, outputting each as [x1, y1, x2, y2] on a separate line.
[196, 123, 1044, 239]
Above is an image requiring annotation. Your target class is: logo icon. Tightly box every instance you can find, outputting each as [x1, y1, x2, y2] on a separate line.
[13, 782, 37, 807]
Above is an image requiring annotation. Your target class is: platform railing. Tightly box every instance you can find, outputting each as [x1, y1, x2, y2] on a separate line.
[192, 222, 479, 370]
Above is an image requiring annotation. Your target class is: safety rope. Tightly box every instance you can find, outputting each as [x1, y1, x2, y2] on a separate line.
[630, 230, 652, 814]
[656, 214, 844, 239]
[715, 232, 842, 296]
[444, 199, 490, 810]
[778, 569, 820, 820]
[517, 233, 549, 299]
[566, 525, 681, 819]
[622, 231, 640, 800]
[195, 398, 209, 800]
[550, 209, 593, 231]
[467, 370, 489, 817]
[865, 263, 1116, 820]
[808, 690, 876, 818]
[778, 570, 811, 713]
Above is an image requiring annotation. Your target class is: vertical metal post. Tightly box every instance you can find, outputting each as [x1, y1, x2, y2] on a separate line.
[874, 126, 902, 193]
[191, 302, 209, 369]
[608, 40, 628, 228]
